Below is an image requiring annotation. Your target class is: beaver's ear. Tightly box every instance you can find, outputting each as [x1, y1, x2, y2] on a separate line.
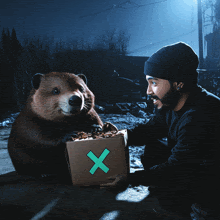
[32, 73, 44, 90]
[77, 74, 87, 85]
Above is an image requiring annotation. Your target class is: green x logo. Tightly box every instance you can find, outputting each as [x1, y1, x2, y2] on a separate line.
[87, 149, 110, 175]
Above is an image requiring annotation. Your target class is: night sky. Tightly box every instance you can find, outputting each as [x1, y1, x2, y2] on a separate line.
[0, 0, 211, 57]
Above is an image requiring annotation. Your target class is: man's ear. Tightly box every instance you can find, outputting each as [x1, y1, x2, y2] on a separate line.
[176, 82, 184, 91]
[77, 74, 87, 85]
[32, 73, 44, 90]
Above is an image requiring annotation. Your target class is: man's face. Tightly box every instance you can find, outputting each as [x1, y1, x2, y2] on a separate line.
[146, 75, 181, 110]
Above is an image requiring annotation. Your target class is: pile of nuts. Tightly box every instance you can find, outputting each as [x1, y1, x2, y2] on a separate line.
[71, 130, 118, 141]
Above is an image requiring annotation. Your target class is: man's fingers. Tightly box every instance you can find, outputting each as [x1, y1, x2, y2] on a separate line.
[100, 178, 119, 187]
[100, 181, 117, 187]
[100, 175, 126, 188]
[106, 174, 118, 180]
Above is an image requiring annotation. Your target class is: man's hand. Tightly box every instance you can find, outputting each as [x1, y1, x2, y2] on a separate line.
[100, 174, 127, 188]
[102, 122, 118, 132]
[99, 171, 150, 189]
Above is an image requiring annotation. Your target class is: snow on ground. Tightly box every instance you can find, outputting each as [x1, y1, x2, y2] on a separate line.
[0, 112, 150, 175]
[0, 112, 151, 207]
[99, 113, 150, 173]
[0, 112, 189, 219]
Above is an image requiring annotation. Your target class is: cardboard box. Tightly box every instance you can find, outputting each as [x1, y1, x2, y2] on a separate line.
[65, 129, 129, 186]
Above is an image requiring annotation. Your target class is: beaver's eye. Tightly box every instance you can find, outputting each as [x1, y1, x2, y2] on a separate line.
[52, 87, 60, 95]
[79, 86, 85, 93]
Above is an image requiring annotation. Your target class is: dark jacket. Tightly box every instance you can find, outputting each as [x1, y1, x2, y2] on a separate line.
[128, 85, 220, 201]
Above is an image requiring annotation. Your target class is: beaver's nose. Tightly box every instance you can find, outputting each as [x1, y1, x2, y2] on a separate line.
[69, 95, 82, 107]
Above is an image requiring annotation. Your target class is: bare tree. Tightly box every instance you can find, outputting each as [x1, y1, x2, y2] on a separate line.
[117, 30, 130, 55]
[203, 0, 220, 67]
[214, 0, 220, 28]
[92, 34, 108, 51]
[105, 29, 117, 52]
[91, 29, 130, 55]
[78, 37, 86, 50]
[202, 0, 220, 30]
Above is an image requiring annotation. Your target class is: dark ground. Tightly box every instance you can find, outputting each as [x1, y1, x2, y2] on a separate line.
[0, 112, 191, 220]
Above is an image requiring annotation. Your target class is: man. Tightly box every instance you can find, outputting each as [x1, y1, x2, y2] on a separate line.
[102, 42, 220, 219]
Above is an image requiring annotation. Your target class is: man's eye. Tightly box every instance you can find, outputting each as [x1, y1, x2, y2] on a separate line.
[152, 81, 156, 85]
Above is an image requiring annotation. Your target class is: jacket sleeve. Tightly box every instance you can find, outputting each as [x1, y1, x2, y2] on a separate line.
[138, 110, 219, 186]
[127, 109, 168, 146]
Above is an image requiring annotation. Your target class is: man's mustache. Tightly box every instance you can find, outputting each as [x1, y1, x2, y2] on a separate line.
[148, 95, 160, 101]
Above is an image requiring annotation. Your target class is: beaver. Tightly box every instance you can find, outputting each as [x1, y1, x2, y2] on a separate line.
[8, 72, 116, 181]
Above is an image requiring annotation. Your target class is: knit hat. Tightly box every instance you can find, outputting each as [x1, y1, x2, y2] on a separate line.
[144, 42, 199, 83]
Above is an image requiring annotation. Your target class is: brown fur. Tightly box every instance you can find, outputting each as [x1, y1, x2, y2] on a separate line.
[8, 72, 103, 180]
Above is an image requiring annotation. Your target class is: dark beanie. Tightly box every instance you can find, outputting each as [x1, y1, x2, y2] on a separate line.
[144, 42, 199, 83]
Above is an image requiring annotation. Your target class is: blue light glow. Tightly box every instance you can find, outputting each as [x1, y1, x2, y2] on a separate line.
[182, 0, 197, 6]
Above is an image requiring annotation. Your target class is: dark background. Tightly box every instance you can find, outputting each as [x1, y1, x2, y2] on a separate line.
[1, 0, 220, 121]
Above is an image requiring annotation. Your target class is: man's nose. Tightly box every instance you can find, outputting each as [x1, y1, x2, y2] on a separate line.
[146, 86, 152, 95]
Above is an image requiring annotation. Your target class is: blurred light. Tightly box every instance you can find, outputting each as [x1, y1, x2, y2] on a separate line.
[100, 211, 120, 220]
[182, 0, 197, 6]
[116, 186, 149, 202]
[169, 0, 197, 19]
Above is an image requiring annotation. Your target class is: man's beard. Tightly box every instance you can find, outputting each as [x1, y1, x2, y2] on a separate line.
[150, 85, 181, 110]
